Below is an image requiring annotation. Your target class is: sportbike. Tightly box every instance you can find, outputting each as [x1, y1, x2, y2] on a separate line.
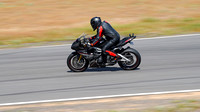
[67, 33, 141, 72]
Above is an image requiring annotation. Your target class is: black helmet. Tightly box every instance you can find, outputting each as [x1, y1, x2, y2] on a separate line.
[90, 17, 102, 31]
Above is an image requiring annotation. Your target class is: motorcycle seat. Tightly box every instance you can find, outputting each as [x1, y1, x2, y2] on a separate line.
[115, 36, 132, 47]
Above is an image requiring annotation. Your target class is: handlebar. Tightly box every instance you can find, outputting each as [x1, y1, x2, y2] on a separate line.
[78, 35, 90, 48]
[129, 33, 136, 39]
[129, 33, 136, 42]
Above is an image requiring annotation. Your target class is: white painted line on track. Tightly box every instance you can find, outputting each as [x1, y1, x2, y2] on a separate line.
[135, 33, 200, 40]
[0, 89, 200, 106]
[27, 44, 70, 49]
[27, 33, 200, 49]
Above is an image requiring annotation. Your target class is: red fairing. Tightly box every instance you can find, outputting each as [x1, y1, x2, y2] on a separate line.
[125, 38, 131, 43]
[106, 50, 117, 57]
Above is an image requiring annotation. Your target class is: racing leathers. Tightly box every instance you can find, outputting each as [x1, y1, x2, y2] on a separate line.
[90, 21, 120, 63]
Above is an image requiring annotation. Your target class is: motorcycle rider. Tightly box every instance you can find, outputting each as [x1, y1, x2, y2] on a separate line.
[89, 17, 121, 66]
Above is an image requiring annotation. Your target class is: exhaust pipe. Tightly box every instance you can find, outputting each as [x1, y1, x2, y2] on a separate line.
[118, 54, 131, 62]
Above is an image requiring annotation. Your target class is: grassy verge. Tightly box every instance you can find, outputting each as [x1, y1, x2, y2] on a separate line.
[1, 99, 200, 112]
[0, 17, 200, 48]
[143, 100, 200, 112]
[101, 100, 200, 112]
[1, 92, 200, 112]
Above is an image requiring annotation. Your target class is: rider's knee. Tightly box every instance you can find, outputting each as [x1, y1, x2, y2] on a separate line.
[102, 48, 106, 53]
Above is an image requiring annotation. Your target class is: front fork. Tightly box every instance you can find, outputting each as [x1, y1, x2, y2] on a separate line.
[78, 54, 82, 63]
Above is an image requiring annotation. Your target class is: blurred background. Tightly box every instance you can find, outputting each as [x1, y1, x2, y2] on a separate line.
[0, 1, 200, 112]
[0, 0, 200, 47]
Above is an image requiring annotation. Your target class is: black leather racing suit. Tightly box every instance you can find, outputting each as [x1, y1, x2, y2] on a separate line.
[90, 21, 120, 63]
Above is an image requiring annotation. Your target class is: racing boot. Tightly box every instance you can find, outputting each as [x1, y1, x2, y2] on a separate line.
[97, 55, 106, 68]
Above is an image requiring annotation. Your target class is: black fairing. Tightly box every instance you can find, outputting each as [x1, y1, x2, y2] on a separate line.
[71, 38, 84, 50]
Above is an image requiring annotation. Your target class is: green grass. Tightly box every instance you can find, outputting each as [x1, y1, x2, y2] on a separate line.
[117, 17, 200, 36]
[145, 100, 200, 112]
[1, 17, 200, 48]
[98, 100, 200, 112]
[141, 18, 160, 22]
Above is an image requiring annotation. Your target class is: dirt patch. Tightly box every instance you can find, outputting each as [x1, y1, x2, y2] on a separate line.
[1, 0, 200, 47]
[1, 0, 200, 33]
[0, 92, 200, 112]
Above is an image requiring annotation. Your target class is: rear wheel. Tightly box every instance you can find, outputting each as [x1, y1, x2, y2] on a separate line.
[67, 52, 89, 72]
[118, 48, 141, 70]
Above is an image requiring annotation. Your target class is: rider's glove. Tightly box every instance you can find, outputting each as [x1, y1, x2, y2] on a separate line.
[87, 43, 92, 47]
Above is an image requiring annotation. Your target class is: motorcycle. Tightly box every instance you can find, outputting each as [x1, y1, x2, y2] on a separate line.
[67, 33, 141, 72]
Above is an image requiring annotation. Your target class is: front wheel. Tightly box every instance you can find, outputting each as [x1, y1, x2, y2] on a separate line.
[67, 52, 89, 72]
[118, 48, 141, 70]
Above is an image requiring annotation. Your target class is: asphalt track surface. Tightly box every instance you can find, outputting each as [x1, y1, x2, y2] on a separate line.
[0, 34, 200, 104]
